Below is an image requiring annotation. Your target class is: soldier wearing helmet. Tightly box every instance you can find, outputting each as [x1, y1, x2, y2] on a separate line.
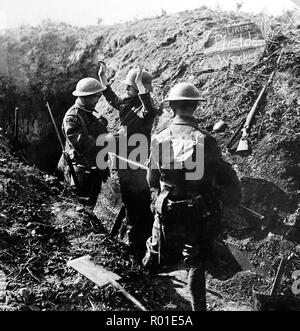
[143, 82, 242, 311]
[98, 63, 157, 260]
[98, 64, 155, 143]
[58, 77, 110, 210]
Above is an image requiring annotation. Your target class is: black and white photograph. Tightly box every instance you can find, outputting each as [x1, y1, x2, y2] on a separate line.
[0, 0, 299, 317]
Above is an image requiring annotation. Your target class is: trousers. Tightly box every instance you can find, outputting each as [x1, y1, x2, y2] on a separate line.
[118, 168, 154, 254]
[143, 198, 217, 311]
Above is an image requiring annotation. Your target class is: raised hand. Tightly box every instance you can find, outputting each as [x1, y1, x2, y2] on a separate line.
[135, 65, 147, 94]
[98, 61, 108, 86]
[135, 65, 143, 85]
[98, 61, 106, 78]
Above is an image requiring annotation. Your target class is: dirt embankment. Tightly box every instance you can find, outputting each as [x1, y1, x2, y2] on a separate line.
[0, 7, 299, 311]
[0, 7, 299, 177]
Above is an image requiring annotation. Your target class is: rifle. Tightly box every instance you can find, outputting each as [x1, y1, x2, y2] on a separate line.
[236, 48, 284, 154]
[13, 107, 20, 149]
[45, 101, 80, 190]
[108, 153, 264, 226]
[240, 204, 265, 221]
[7, 106, 28, 163]
[110, 204, 126, 238]
[226, 117, 246, 152]
[11, 107, 23, 152]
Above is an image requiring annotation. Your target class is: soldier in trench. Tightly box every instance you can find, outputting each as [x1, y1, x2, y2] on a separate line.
[142, 82, 242, 311]
[57, 77, 110, 211]
[98, 63, 158, 259]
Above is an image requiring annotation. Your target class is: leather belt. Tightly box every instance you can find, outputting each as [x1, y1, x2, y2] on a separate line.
[167, 194, 211, 217]
[155, 186, 172, 215]
[167, 194, 203, 207]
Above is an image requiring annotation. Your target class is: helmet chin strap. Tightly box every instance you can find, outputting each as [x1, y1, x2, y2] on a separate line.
[77, 97, 97, 111]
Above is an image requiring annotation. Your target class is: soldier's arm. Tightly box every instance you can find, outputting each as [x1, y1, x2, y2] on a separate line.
[102, 85, 126, 112]
[135, 66, 157, 118]
[205, 135, 242, 207]
[138, 93, 158, 119]
[64, 114, 95, 154]
[98, 62, 128, 112]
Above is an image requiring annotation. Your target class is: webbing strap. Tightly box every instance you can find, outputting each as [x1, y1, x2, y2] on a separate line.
[63, 107, 89, 156]
[155, 185, 172, 215]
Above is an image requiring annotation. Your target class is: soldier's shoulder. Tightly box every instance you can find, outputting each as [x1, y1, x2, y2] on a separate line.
[153, 125, 172, 140]
[192, 123, 215, 140]
[179, 122, 210, 143]
[65, 104, 81, 116]
[189, 124, 221, 154]
[63, 105, 83, 126]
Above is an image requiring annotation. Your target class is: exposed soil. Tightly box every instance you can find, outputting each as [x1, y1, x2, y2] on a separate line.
[0, 7, 300, 311]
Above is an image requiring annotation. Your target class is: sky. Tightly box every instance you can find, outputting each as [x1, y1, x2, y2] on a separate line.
[0, 0, 299, 30]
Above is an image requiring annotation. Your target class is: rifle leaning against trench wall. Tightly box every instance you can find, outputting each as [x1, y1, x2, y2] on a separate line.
[45, 100, 80, 191]
[12, 107, 20, 151]
[8, 106, 28, 164]
[236, 48, 285, 154]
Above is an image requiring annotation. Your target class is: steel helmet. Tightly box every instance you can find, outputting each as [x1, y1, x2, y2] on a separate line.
[123, 69, 153, 92]
[72, 78, 106, 97]
[163, 83, 205, 102]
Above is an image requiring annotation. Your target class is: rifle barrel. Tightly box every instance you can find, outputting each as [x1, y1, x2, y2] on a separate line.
[243, 48, 284, 131]
[110, 205, 126, 238]
[109, 153, 148, 170]
[46, 101, 65, 151]
[45, 100, 80, 190]
[14, 107, 19, 142]
[240, 205, 265, 221]
[226, 117, 246, 150]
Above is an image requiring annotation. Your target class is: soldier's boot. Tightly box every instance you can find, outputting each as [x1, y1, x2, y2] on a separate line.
[86, 181, 102, 210]
[188, 266, 206, 311]
[127, 213, 153, 261]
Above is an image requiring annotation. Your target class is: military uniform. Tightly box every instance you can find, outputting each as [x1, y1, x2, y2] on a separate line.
[58, 99, 109, 208]
[102, 85, 157, 254]
[144, 115, 242, 310]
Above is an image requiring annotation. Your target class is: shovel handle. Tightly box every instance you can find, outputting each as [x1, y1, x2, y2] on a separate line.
[240, 205, 265, 221]
[270, 257, 286, 296]
[111, 280, 148, 311]
[226, 117, 246, 150]
[110, 205, 126, 238]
